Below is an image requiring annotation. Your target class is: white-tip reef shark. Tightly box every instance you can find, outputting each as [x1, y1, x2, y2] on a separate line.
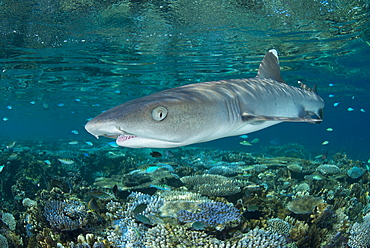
[85, 49, 324, 148]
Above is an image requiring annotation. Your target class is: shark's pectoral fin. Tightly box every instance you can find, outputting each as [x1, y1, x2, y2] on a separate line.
[242, 112, 322, 124]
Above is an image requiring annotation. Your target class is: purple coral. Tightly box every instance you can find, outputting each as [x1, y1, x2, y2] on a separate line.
[43, 200, 88, 231]
[177, 202, 241, 226]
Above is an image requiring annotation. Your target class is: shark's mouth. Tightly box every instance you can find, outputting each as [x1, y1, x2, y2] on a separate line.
[117, 135, 137, 142]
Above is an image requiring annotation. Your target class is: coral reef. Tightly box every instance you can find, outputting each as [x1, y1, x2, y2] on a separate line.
[0, 141, 368, 247]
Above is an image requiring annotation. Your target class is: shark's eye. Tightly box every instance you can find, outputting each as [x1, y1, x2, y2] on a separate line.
[152, 106, 168, 121]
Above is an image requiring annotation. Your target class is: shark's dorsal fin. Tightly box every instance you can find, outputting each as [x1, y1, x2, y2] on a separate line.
[257, 49, 285, 83]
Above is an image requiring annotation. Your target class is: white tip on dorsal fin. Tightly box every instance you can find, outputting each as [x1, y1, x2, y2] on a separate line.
[256, 49, 285, 83]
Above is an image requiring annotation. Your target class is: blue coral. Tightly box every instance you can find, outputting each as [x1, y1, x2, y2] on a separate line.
[177, 202, 241, 226]
[43, 200, 88, 231]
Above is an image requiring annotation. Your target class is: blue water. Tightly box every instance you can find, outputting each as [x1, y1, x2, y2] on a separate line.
[0, 0, 369, 161]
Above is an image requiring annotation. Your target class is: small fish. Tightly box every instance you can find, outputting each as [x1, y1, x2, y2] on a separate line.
[71, 130, 79, 134]
[6, 141, 16, 149]
[88, 197, 99, 211]
[150, 184, 171, 190]
[108, 141, 119, 148]
[133, 203, 147, 215]
[239, 135, 248, 139]
[7, 105, 12, 109]
[44, 160, 51, 165]
[326, 128, 333, 131]
[250, 138, 260, 144]
[68, 141, 79, 145]
[192, 222, 207, 230]
[322, 141, 329, 145]
[329, 83, 334, 87]
[348, 108, 354, 112]
[145, 166, 159, 173]
[135, 214, 152, 225]
[30, 101, 36, 104]
[57, 158, 75, 165]
[89, 190, 112, 199]
[361, 109, 366, 113]
[3, 117, 9, 121]
[128, 169, 142, 174]
[85, 141, 93, 146]
[240, 140, 252, 146]
[150, 151, 162, 158]
[328, 94, 335, 98]
[9, 153, 18, 160]
[57, 103, 64, 107]
[333, 102, 339, 107]
[0, 165, 4, 173]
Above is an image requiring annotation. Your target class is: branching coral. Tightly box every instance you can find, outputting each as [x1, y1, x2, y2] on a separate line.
[177, 202, 241, 226]
[348, 213, 370, 248]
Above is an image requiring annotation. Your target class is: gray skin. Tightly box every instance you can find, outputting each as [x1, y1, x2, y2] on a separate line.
[85, 50, 324, 148]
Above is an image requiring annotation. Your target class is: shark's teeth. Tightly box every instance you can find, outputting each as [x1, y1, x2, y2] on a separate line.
[117, 135, 137, 142]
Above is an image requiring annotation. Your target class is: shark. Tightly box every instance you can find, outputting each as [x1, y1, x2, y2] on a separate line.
[85, 49, 324, 148]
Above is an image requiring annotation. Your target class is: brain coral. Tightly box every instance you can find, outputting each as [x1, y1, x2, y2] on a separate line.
[287, 196, 323, 214]
[180, 174, 244, 196]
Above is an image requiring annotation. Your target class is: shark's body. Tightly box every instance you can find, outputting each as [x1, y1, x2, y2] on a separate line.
[85, 50, 324, 148]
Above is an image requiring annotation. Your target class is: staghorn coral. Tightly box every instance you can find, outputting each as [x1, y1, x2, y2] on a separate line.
[287, 196, 324, 214]
[43, 200, 88, 231]
[180, 174, 244, 196]
[238, 227, 288, 247]
[266, 218, 291, 236]
[348, 213, 370, 248]
[144, 224, 224, 247]
[177, 202, 241, 227]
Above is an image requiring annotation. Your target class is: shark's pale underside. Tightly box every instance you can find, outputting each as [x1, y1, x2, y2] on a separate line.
[85, 49, 324, 148]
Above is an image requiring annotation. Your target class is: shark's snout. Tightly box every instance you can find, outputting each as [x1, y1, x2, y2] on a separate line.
[85, 120, 125, 139]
